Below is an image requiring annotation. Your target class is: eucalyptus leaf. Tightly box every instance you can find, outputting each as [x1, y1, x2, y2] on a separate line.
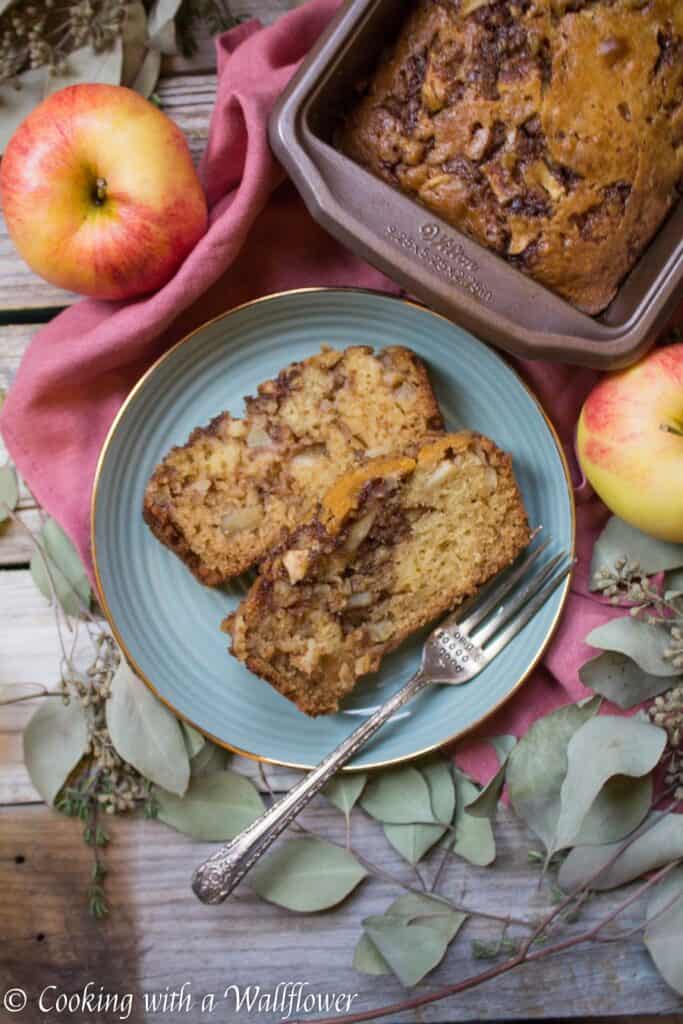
[0, 464, 19, 523]
[148, 0, 183, 33]
[572, 772, 653, 847]
[250, 838, 367, 912]
[121, 1, 148, 86]
[23, 696, 88, 805]
[559, 813, 683, 892]
[506, 698, 601, 851]
[363, 919, 447, 988]
[106, 659, 190, 796]
[579, 651, 674, 709]
[586, 617, 679, 677]
[644, 867, 683, 996]
[190, 740, 231, 777]
[156, 770, 263, 841]
[384, 759, 455, 865]
[46, 40, 123, 94]
[30, 518, 91, 618]
[465, 736, 516, 820]
[361, 765, 435, 825]
[0, 68, 49, 152]
[150, 19, 178, 55]
[131, 47, 162, 98]
[323, 773, 367, 823]
[450, 769, 495, 866]
[590, 517, 683, 584]
[353, 934, 391, 976]
[181, 721, 205, 758]
[552, 716, 666, 852]
[359, 893, 466, 987]
[148, 0, 182, 53]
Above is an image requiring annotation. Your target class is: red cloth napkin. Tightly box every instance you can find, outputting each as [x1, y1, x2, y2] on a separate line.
[0, 0, 674, 782]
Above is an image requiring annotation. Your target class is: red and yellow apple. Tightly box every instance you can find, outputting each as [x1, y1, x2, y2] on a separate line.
[0, 84, 207, 300]
[577, 343, 683, 542]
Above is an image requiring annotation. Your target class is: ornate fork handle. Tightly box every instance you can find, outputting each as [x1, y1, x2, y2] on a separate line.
[192, 670, 430, 904]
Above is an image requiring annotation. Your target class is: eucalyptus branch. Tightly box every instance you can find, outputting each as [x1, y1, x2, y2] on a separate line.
[0, 687, 62, 706]
[255, 760, 533, 929]
[288, 817, 532, 930]
[298, 860, 682, 1024]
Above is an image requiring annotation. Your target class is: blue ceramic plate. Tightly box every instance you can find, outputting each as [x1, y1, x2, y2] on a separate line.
[92, 289, 574, 770]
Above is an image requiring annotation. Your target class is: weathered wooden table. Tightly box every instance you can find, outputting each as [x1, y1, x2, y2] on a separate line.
[1, 10, 682, 1023]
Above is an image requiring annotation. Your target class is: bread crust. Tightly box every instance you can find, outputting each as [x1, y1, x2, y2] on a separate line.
[143, 345, 443, 584]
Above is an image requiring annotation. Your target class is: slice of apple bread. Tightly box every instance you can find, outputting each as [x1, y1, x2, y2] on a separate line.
[143, 345, 443, 585]
[226, 432, 530, 716]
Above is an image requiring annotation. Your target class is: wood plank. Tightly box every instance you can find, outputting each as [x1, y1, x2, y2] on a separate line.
[1, 803, 681, 1022]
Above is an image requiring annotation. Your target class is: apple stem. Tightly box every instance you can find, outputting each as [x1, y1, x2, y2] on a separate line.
[94, 177, 108, 205]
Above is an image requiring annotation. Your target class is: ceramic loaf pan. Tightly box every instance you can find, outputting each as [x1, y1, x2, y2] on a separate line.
[269, 0, 683, 369]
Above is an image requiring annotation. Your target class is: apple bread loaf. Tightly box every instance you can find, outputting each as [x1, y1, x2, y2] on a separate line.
[226, 432, 530, 716]
[143, 345, 443, 585]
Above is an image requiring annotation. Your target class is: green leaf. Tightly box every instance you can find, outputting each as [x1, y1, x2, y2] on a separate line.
[121, 1, 148, 86]
[384, 759, 455, 865]
[465, 736, 516, 820]
[180, 721, 205, 758]
[358, 893, 466, 987]
[361, 765, 434, 824]
[586, 617, 680, 677]
[0, 68, 49, 153]
[323, 773, 367, 823]
[572, 772, 653, 847]
[0, 464, 19, 523]
[644, 867, 683, 996]
[250, 838, 367, 912]
[559, 813, 683, 892]
[106, 659, 190, 796]
[131, 48, 162, 99]
[156, 770, 263, 841]
[590, 517, 683, 584]
[353, 934, 391, 976]
[552, 716, 666, 852]
[190, 740, 231, 777]
[23, 697, 88, 805]
[450, 769, 495, 866]
[30, 518, 91, 618]
[506, 698, 601, 851]
[46, 40, 123, 94]
[579, 651, 674, 709]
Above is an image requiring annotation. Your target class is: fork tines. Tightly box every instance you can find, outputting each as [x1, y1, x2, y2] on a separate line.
[457, 534, 573, 659]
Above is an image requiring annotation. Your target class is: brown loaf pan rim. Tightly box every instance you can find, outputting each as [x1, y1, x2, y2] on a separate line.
[268, 0, 683, 370]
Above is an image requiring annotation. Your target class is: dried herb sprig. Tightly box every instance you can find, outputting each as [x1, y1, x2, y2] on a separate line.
[0, 1, 127, 88]
[3, 502, 159, 914]
[592, 557, 683, 666]
[175, 0, 237, 56]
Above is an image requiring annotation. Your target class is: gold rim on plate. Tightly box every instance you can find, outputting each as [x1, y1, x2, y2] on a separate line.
[91, 286, 576, 772]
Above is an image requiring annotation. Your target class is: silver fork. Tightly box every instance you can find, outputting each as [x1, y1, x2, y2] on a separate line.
[192, 537, 572, 904]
